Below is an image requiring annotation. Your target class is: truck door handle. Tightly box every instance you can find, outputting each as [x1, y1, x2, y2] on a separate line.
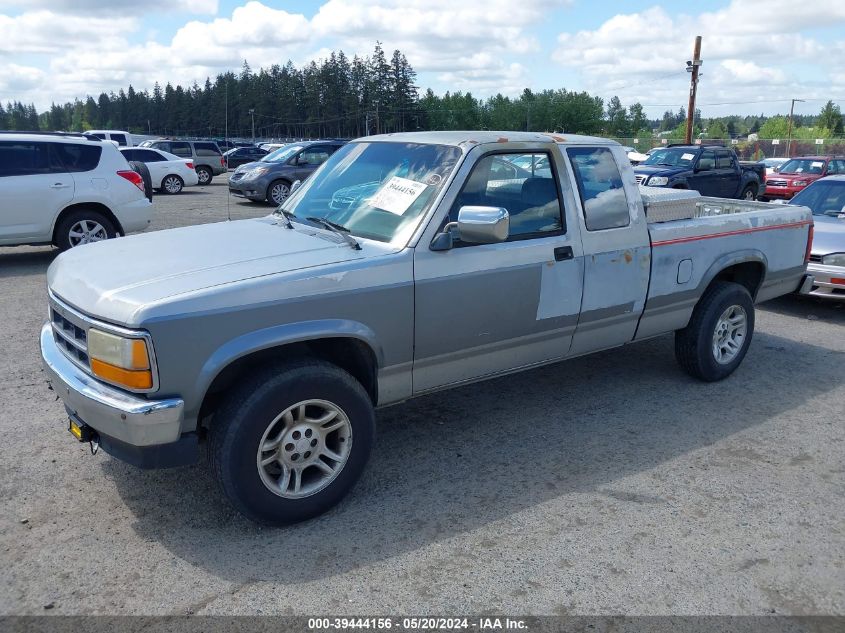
[554, 246, 574, 261]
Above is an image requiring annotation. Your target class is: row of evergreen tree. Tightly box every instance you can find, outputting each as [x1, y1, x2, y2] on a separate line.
[1, 43, 842, 141]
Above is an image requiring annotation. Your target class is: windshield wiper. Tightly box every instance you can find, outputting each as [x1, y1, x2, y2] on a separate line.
[306, 216, 362, 250]
[272, 208, 296, 229]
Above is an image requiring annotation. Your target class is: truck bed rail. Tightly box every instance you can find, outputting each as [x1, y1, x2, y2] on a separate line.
[641, 186, 788, 223]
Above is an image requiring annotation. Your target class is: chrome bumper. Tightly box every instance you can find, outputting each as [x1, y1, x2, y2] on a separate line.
[804, 265, 845, 300]
[40, 323, 184, 446]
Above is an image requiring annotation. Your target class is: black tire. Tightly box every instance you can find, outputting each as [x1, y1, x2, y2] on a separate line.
[196, 166, 213, 185]
[266, 179, 291, 205]
[740, 185, 757, 201]
[675, 281, 755, 382]
[54, 209, 117, 251]
[208, 359, 375, 526]
[161, 174, 184, 194]
[128, 160, 153, 201]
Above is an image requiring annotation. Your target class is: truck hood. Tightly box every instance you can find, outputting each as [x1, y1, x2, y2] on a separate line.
[47, 217, 372, 326]
[633, 165, 686, 179]
[809, 214, 845, 256]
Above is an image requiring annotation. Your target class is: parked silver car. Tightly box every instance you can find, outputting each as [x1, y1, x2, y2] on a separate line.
[789, 175, 845, 299]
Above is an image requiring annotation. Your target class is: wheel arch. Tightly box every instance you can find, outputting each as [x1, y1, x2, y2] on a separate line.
[697, 251, 767, 302]
[52, 202, 124, 243]
[195, 321, 383, 431]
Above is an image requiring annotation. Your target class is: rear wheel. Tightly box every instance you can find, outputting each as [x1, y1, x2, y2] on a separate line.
[55, 209, 117, 251]
[675, 281, 755, 381]
[208, 359, 375, 525]
[196, 166, 213, 185]
[161, 174, 184, 194]
[740, 185, 757, 201]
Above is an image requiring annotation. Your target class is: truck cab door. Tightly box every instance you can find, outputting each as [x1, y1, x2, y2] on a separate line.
[716, 150, 740, 197]
[564, 146, 650, 355]
[412, 147, 584, 393]
[688, 149, 717, 195]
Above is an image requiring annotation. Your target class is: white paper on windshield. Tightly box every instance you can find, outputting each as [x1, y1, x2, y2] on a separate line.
[812, 161, 824, 168]
[369, 176, 428, 215]
[681, 153, 695, 160]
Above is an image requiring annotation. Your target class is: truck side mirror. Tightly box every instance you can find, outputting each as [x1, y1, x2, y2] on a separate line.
[431, 206, 510, 250]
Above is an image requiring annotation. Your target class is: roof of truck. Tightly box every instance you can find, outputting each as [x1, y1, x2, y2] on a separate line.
[357, 131, 619, 148]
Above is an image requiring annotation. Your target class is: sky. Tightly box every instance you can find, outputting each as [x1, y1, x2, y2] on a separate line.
[1, 0, 844, 119]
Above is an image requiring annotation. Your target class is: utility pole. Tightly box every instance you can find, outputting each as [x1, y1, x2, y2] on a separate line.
[685, 35, 703, 145]
[786, 98, 804, 157]
[248, 109, 255, 143]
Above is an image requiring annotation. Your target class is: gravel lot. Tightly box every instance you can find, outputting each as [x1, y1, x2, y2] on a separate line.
[1, 177, 843, 616]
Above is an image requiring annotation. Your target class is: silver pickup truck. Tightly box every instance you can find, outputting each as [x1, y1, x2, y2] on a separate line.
[41, 131, 815, 525]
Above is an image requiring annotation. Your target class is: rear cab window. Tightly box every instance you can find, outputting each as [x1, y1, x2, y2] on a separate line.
[110, 134, 128, 146]
[566, 146, 630, 231]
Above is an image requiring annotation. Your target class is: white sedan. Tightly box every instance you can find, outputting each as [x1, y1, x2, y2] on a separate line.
[119, 147, 199, 194]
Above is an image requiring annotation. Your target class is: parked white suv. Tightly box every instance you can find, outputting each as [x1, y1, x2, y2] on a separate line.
[0, 132, 152, 250]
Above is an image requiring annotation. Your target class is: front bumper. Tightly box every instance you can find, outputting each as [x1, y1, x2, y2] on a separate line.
[804, 264, 845, 300]
[41, 323, 184, 447]
[763, 186, 801, 200]
[228, 178, 266, 201]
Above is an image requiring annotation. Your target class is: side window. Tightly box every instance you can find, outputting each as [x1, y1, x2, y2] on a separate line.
[150, 142, 169, 153]
[0, 142, 50, 176]
[194, 142, 221, 156]
[170, 142, 192, 157]
[697, 150, 715, 171]
[450, 152, 564, 238]
[716, 151, 733, 169]
[121, 149, 138, 161]
[826, 160, 844, 175]
[110, 134, 128, 146]
[52, 143, 102, 173]
[299, 147, 332, 165]
[566, 146, 630, 232]
[88, 133, 106, 140]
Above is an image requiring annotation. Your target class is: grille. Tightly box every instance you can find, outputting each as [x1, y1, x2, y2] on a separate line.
[635, 175, 646, 185]
[767, 179, 788, 187]
[51, 307, 89, 368]
[809, 254, 822, 263]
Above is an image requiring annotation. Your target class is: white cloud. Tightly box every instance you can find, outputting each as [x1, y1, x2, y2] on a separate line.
[552, 0, 845, 115]
[0, 11, 136, 55]
[0, 0, 217, 15]
[0, 63, 45, 92]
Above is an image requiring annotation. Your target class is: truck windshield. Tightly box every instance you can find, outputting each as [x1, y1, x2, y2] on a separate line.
[641, 148, 697, 167]
[278, 142, 462, 244]
[779, 159, 826, 175]
[261, 145, 301, 163]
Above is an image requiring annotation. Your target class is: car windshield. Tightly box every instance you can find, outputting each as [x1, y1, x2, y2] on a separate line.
[641, 148, 697, 167]
[779, 159, 826, 174]
[278, 141, 462, 244]
[261, 145, 300, 163]
[790, 180, 845, 216]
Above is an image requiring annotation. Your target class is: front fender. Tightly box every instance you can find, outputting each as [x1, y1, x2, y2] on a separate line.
[193, 319, 384, 402]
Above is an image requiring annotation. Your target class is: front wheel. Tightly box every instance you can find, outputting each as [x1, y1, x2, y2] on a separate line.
[267, 180, 291, 205]
[208, 359, 375, 525]
[674, 281, 755, 381]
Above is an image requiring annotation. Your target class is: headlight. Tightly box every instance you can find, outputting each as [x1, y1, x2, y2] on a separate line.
[87, 328, 153, 390]
[246, 166, 271, 177]
[821, 253, 845, 267]
[648, 176, 669, 186]
[793, 180, 809, 187]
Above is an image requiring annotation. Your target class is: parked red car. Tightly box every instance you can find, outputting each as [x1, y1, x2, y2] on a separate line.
[764, 156, 845, 200]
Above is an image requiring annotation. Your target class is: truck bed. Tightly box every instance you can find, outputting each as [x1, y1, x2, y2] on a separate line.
[635, 187, 813, 340]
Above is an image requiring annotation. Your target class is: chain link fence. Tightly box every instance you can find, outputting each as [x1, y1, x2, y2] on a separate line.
[610, 137, 845, 160]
